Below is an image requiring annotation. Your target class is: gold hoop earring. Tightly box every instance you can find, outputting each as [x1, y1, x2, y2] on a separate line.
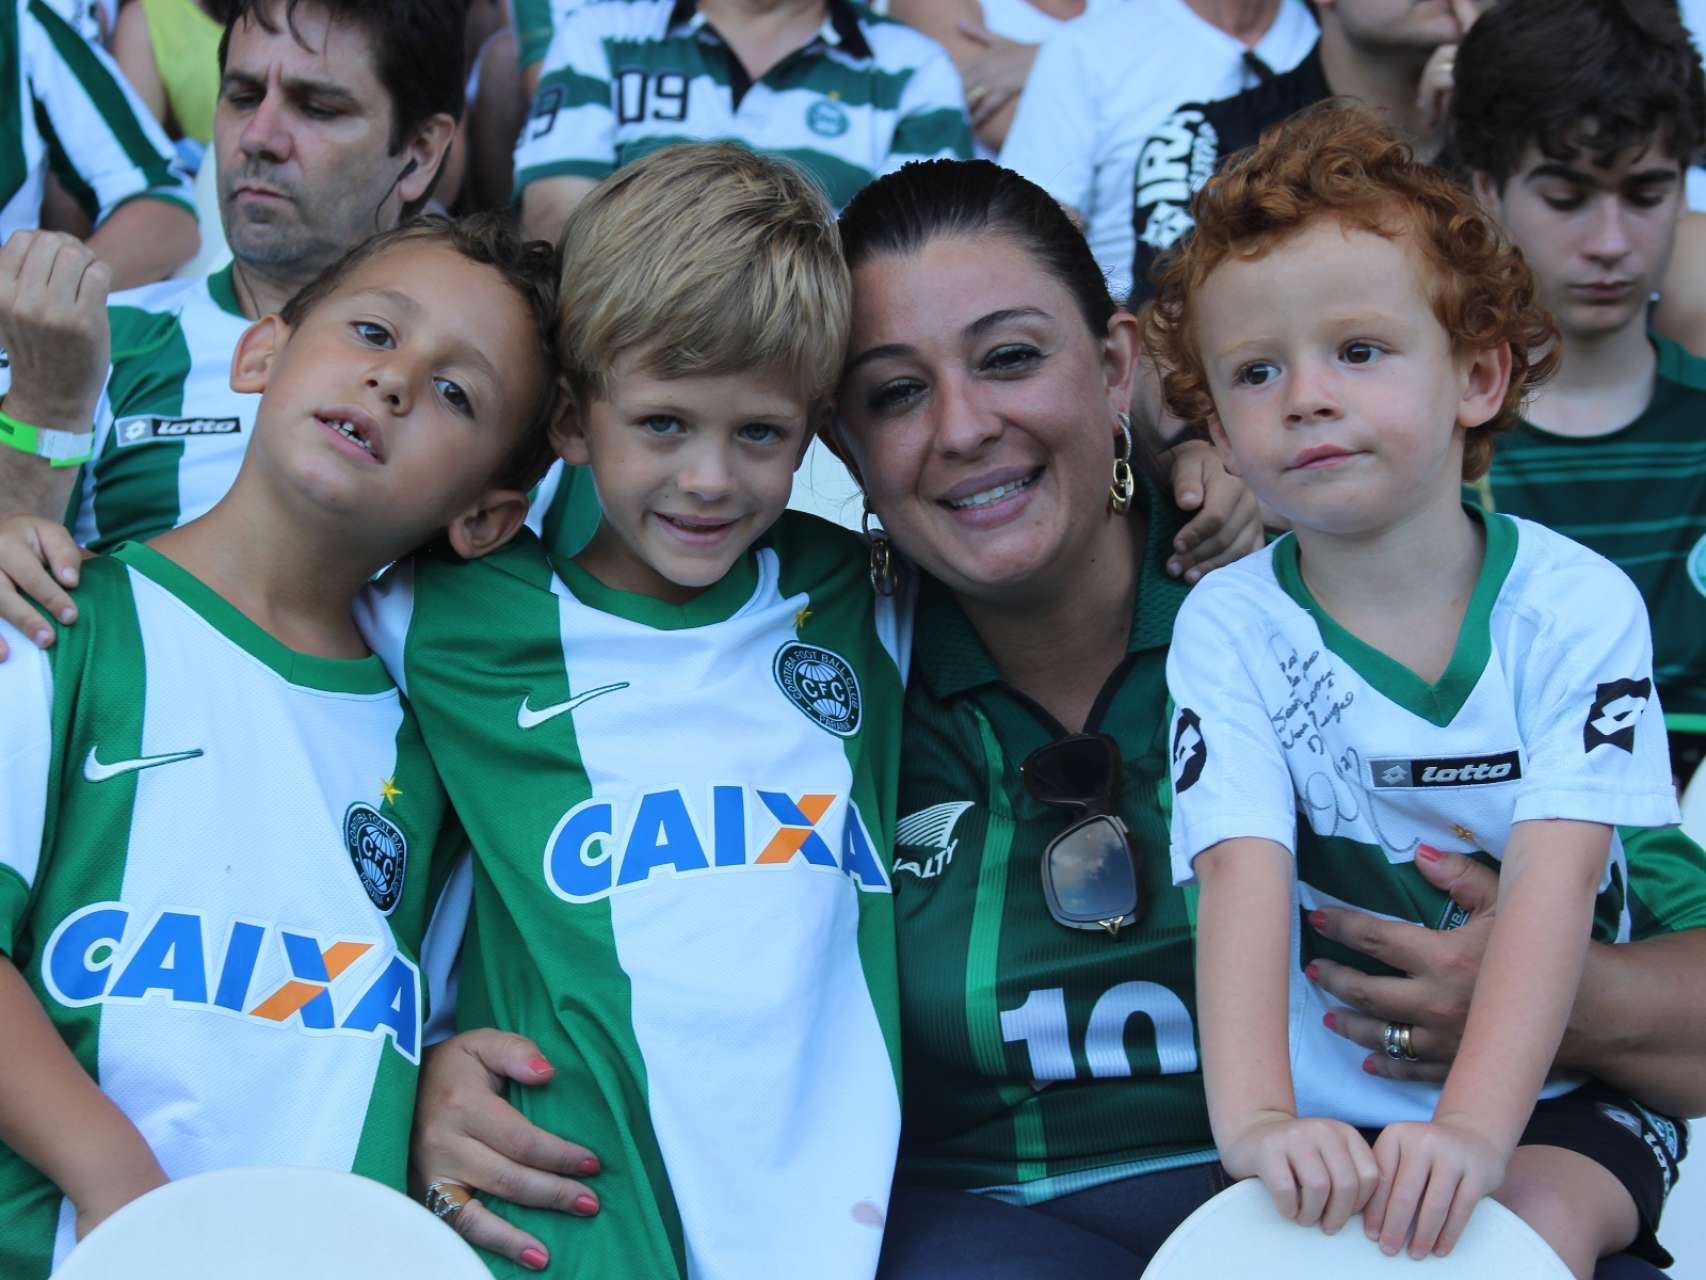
[864, 503, 896, 596]
[1109, 411, 1136, 515]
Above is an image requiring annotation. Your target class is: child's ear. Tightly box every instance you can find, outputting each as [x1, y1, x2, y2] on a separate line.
[1457, 343, 1513, 430]
[1204, 414, 1240, 478]
[445, 487, 533, 561]
[549, 397, 591, 466]
[229, 315, 286, 394]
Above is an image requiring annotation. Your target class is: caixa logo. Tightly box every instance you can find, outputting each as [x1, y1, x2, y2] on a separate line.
[42, 904, 422, 1062]
[543, 786, 891, 903]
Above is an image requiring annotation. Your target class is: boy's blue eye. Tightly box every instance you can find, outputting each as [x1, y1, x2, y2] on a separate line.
[738, 422, 784, 444]
[640, 415, 684, 436]
[435, 377, 471, 416]
[353, 320, 393, 348]
[1236, 361, 1279, 387]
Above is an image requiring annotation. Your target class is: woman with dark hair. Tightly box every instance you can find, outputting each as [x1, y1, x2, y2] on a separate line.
[398, 159, 1704, 1279]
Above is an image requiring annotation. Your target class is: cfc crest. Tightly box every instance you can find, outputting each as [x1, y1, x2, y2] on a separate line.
[345, 803, 408, 914]
[774, 642, 862, 736]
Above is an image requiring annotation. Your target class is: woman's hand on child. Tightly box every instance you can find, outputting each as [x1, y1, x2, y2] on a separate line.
[0, 513, 87, 659]
[71, 1157, 167, 1241]
[1222, 1111, 1380, 1234]
[412, 1030, 603, 1272]
[1365, 1117, 1506, 1260]
[1164, 440, 1264, 582]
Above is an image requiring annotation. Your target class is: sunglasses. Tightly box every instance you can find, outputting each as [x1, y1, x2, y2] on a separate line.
[1020, 732, 1140, 936]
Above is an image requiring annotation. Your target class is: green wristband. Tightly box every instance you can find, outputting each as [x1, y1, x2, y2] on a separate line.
[0, 407, 93, 468]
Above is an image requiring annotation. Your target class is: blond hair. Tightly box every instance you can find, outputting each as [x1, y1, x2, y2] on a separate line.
[556, 143, 851, 411]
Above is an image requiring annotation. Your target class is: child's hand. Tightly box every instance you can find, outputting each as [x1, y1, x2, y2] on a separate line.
[1222, 1111, 1381, 1234]
[1163, 440, 1264, 582]
[1365, 1117, 1507, 1259]
[0, 513, 86, 659]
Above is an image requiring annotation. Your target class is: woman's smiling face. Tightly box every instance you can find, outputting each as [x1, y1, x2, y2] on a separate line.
[834, 231, 1139, 603]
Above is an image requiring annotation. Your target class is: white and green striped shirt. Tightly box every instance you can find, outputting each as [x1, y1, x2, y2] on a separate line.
[0, 0, 190, 242]
[0, 542, 466, 1277]
[514, 0, 972, 211]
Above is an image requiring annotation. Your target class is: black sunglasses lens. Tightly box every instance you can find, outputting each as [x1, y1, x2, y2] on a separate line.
[1042, 815, 1138, 923]
[1025, 734, 1118, 806]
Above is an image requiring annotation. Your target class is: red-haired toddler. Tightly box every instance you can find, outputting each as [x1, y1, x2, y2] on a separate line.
[1152, 102, 1685, 1279]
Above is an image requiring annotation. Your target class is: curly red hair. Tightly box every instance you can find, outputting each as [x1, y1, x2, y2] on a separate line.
[1142, 101, 1558, 481]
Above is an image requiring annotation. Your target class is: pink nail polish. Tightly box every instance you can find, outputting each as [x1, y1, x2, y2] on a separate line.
[579, 1155, 601, 1175]
[1362, 1057, 1378, 1074]
[1322, 1011, 1337, 1032]
[1307, 910, 1328, 930]
[1304, 962, 1320, 981]
[574, 1193, 599, 1215]
[528, 1054, 552, 1075]
[520, 1247, 548, 1271]
[1416, 843, 1442, 862]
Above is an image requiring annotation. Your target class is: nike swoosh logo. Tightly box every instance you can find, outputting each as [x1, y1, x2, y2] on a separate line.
[83, 745, 205, 783]
[517, 682, 630, 730]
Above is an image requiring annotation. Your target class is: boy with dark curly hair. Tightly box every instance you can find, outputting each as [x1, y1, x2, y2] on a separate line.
[1150, 102, 1684, 1278]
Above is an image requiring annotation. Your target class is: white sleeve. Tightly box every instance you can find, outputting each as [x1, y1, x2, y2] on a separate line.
[0, 622, 54, 951]
[1165, 584, 1298, 883]
[998, 28, 1094, 214]
[353, 559, 418, 698]
[1512, 559, 1679, 829]
[884, 42, 974, 168]
[419, 850, 471, 1046]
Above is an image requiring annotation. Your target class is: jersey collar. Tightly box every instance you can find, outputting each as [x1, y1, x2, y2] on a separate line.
[667, 0, 874, 61]
[913, 474, 1192, 702]
[207, 262, 246, 321]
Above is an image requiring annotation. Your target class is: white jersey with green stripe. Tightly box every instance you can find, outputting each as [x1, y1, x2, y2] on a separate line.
[0, 543, 466, 1278]
[1166, 512, 1680, 1129]
[0, 0, 189, 241]
[40, 263, 254, 552]
[514, 0, 973, 211]
[356, 512, 908, 1279]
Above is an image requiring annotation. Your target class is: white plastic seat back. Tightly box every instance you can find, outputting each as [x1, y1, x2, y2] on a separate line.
[170, 156, 231, 281]
[1143, 1177, 1570, 1279]
[54, 1166, 489, 1279]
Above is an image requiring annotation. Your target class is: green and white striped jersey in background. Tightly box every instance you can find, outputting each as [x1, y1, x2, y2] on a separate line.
[356, 512, 908, 1279]
[1472, 335, 1706, 733]
[0, 0, 189, 242]
[514, 0, 972, 211]
[0, 543, 467, 1278]
[1168, 513, 1684, 1129]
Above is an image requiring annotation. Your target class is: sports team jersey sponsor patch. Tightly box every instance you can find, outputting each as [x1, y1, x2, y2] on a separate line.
[894, 800, 974, 880]
[114, 415, 242, 445]
[1586, 677, 1652, 753]
[1367, 751, 1522, 789]
[41, 903, 422, 1061]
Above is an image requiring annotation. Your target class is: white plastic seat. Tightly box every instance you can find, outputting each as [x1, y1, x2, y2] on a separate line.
[170, 156, 231, 282]
[1143, 1177, 1570, 1279]
[54, 1166, 489, 1279]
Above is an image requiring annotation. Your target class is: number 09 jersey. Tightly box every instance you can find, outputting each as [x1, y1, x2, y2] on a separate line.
[1167, 512, 1682, 1128]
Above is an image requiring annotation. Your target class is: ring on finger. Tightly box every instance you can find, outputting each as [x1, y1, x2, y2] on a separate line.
[425, 1179, 473, 1222]
[1382, 1021, 1404, 1060]
[1396, 1023, 1418, 1061]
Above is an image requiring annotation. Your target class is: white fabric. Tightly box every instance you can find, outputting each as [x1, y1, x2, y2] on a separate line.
[1000, 0, 1316, 300]
[1166, 516, 1679, 1127]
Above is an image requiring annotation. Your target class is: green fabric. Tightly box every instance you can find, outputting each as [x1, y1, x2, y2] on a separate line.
[893, 483, 1218, 1198]
[1476, 335, 1706, 725]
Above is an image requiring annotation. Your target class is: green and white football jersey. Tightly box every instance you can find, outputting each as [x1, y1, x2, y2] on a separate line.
[1472, 335, 1706, 731]
[514, 0, 973, 212]
[1167, 512, 1680, 1128]
[56, 264, 254, 552]
[356, 511, 907, 1279]
[0, 0, 190, 242]
[0, 543, 466, 1278]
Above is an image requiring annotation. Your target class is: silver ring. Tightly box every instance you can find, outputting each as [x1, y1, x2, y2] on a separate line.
[425, 1179, 472, 1222]
[1383, 1022, 1418, 1061]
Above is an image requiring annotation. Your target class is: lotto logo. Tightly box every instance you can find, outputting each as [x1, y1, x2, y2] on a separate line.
[543, 786, 890, 903]
[115, 416, 242, 446]
[1369, 752, 1522, 789]
[1584, 678, 1651, 753]
[42, 904, 421, 1060]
